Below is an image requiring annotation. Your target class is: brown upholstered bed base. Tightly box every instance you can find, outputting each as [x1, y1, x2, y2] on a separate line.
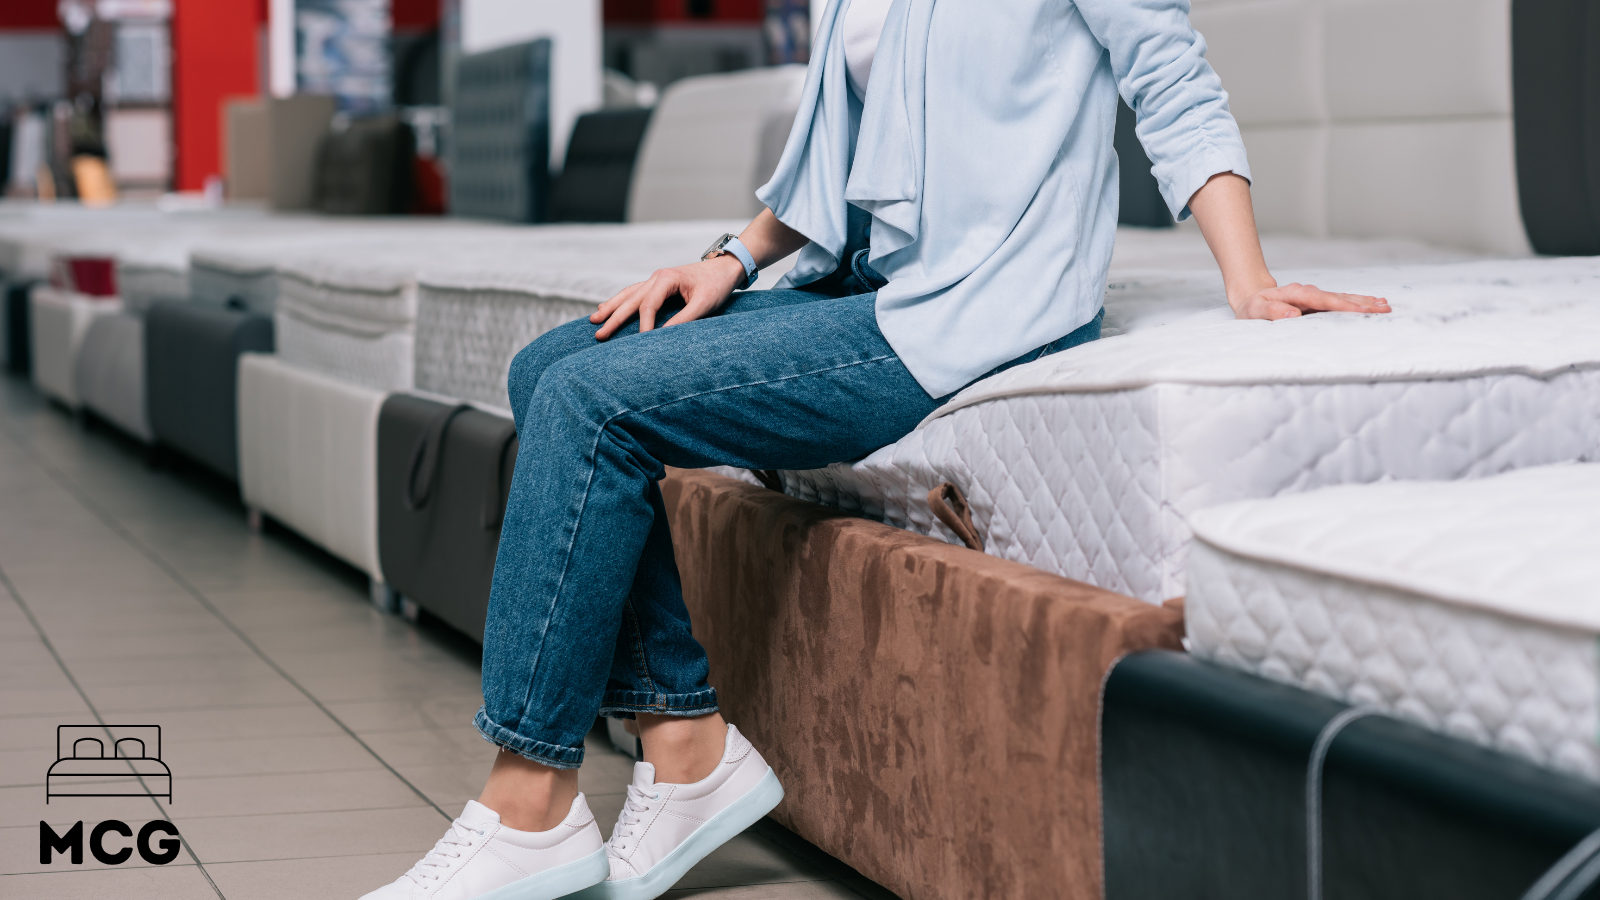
[660, 470, 1184, 900]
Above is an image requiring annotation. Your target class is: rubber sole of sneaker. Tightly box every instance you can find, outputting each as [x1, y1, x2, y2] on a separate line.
[474, 846, 610, 900]
[584, 768, 785, 900]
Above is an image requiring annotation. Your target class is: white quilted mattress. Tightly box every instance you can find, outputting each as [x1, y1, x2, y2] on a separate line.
[410, 227, 1480, 412]
[1184, 464, 1600, 781]
[779, 256, 1600, 602]
[268, 223, 657, 392]
[413, 220, 784, 411]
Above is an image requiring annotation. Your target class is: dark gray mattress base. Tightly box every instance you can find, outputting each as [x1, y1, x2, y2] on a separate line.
[377, 394, 517, 643]
[5, 278, 35, 376]
[1102, 652, 1600, 900]
[145, 301, 274, 481]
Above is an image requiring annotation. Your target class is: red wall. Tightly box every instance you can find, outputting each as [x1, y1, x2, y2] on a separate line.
[0, 0, 58, 29]
[171, 0, 263, 191]
[605, 0, 764, 25]
[393, 0, 442, 30]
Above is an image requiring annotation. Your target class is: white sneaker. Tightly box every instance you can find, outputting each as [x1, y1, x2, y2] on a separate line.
[360, 795, 609, 900]
[594, 724, 784, 900]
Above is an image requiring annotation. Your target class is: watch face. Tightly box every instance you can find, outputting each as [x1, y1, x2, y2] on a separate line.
[703, 234, 734, 260]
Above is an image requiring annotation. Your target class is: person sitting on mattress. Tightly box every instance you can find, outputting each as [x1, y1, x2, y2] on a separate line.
[365, 1, 1390, 898]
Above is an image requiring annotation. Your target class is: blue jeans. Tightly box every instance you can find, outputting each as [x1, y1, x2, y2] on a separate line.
[475, 252, 1102, 768]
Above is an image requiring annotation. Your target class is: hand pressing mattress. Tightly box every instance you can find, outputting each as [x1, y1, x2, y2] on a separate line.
[1184, 464, 1600, 781]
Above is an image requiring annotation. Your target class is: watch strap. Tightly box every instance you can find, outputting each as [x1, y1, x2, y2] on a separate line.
[728, 237, 759, 289]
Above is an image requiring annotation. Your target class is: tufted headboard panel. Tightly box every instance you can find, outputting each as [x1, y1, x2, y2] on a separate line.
[1188, 0, 1530, 254]
[549, 107, 655, 223]
[449, 39, 553, 223]
[1511, 0, 1600, 255]
[627, 66, 807, 223]
[314, 115, 416, 216]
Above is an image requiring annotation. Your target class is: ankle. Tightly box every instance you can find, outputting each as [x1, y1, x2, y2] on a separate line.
[637, 712, 728, 784]
[478, 748, 580, 832]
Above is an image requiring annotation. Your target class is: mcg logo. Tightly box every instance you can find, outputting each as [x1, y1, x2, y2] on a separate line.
[39, 725, 181, 866]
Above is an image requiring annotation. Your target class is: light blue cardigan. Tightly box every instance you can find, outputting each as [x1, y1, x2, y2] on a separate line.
[757, 0, 1252, 397]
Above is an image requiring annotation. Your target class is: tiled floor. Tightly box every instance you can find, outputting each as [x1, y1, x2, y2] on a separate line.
[0, 378, 890, 899]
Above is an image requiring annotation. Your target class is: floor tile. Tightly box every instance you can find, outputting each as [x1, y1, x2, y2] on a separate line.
[88, 678, 308, 714]
[156, 769, 427, 820]
[205, 851, 420, 900]
[0, 865, 216, 899]
[322, 696, 482, 734]
[0, 783, 156, 829]
[174, 806, 448, 864]
[145, 733, 383, 780]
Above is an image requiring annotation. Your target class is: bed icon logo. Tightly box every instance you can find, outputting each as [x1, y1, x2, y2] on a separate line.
[45, 725, 172, 803]
[39, 725, 181, 866]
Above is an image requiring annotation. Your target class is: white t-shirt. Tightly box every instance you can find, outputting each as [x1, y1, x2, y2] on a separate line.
[843, 0, 892, 100]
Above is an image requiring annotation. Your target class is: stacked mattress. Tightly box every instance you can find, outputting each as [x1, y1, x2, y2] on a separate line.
[779, 256, 1600, 602]
[237, 354, 387, 578]
[29, 286, 122, 409]
[1185, 463, 1600, 781]
[76, 312, 153, 441]
[412, 220, 788, 410]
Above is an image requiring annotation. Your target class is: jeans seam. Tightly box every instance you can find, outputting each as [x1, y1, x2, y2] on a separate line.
[510, 351, 901, 735]
[623, 594, 657, 696]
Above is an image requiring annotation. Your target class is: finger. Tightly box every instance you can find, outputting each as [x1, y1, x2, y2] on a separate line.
[595, 297, 641, 340]
[1337, 291, 1390, 311]
[1270, 284, 1376, 314]
[590, 283, 639, 323]
[638, 294, 661, 333]
[637, 271, 683, 333]
[1262, 298, 1302, 320]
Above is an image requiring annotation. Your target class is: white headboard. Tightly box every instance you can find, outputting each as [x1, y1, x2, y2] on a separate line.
[1190, 0, 1530, 255]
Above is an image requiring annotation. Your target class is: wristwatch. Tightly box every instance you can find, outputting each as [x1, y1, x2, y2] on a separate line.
[702, 233, 759, 290]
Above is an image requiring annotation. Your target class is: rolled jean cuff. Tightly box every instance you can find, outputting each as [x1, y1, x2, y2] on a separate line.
[599, 687, 719, 719]
[474, 708, 585, 770]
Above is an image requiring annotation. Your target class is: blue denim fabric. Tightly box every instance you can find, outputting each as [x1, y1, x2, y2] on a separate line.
[475, 255, 1101, 768]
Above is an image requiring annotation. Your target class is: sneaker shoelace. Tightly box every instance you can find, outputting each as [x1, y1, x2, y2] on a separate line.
[405, 818, 487, 886]
[610, 782, 662, 854]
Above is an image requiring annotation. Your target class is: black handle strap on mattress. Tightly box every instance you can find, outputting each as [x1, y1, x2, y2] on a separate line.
[928, 482, 984, 552]
[1522, 828, 1600, 900]
[480, 425, 518, 532]
[749, 469, 783, 492]
[406, 403, 474, 512]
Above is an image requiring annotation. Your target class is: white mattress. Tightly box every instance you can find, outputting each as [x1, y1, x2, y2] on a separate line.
[412, 220, 784, 410]
[184, 218, 513, 316]
[1184, 464, 1600, 780]
[29, 286, 124, 409]
[76, 311, 152, 442]
[237, 353, 387, 581]
[778, 255, 1600, 602]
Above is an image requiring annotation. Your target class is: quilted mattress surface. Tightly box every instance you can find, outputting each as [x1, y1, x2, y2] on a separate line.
[1184, 464, 1600, 780]
[269, 223, 617, 391]
[412, 220, 782, 410]
[412, 227, 1479, 412]
[778, 256, 1600, 602]
[187, 218, 509, 316]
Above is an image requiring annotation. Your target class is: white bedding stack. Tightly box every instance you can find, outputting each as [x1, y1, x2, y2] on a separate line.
[1184, 464, 1600, 781]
